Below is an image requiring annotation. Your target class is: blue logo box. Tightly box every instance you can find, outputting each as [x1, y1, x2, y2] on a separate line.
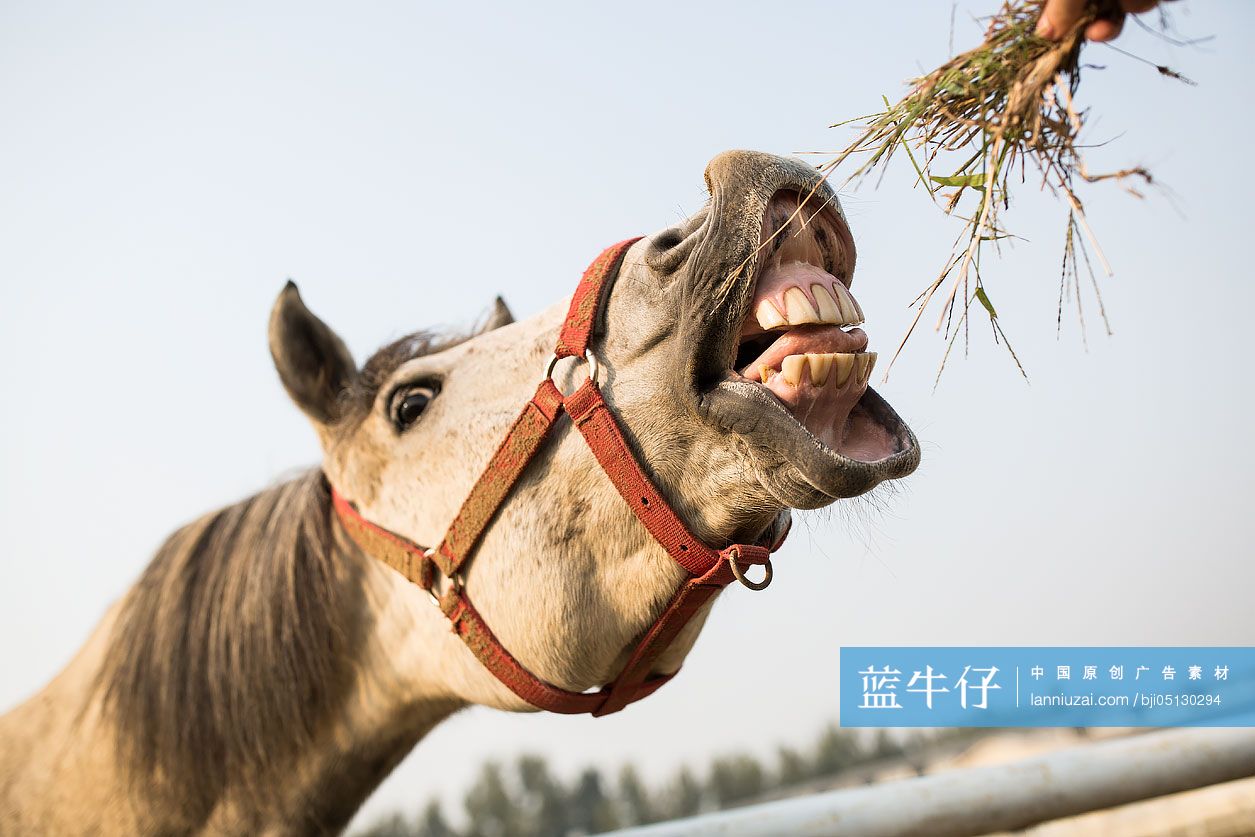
[839, 647, 1255, 727]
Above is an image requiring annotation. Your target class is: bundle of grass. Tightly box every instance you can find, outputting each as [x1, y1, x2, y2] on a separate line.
[816, 0, 1192, 383]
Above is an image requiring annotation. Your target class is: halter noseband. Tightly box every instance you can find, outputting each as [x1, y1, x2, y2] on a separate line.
[330, 238, 786, 717]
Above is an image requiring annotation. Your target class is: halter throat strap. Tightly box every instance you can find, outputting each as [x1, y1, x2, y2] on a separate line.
[331, 238, 782, 717]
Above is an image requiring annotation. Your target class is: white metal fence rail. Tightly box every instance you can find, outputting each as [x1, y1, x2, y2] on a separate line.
[608, 727, 1255, 837]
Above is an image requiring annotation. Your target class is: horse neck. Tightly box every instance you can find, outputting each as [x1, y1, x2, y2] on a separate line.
[178, 484, 475, 831]
[174, 548, 469, 832]
[254, 556, 470, 831]
[1, 473, 470, 835]
[204, 555, 469, 833]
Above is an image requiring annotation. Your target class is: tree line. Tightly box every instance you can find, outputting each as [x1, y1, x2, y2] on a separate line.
[356, 724, 975, 837]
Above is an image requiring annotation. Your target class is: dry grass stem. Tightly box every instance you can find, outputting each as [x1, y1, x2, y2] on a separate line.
[811, 0, 1191, 383]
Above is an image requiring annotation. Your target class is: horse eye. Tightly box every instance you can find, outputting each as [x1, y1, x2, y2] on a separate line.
[392, 386, 436, 429]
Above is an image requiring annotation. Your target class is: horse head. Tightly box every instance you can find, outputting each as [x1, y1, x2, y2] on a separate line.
[268, 150, 920, 711]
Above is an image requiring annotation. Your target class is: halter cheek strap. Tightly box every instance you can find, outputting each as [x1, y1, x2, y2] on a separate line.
[331, 238, 786, 717]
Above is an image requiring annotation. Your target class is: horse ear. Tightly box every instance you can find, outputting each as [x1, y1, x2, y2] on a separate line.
[478, 296, 514, 333]
[269, 282, 357, 426]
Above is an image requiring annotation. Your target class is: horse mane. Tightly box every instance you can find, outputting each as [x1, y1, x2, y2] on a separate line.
[95, 325, 480, 825]
[97, 469, 368, 824]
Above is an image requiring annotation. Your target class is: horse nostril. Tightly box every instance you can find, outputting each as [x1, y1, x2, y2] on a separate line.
[645, 228, 693, 274]
[653, 229, 683, 252]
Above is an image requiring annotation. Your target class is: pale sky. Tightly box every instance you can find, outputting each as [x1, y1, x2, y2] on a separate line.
[2, 1, 1251, 830]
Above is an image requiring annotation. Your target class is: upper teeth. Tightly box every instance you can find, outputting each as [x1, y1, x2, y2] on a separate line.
[756, 281, 864, 331]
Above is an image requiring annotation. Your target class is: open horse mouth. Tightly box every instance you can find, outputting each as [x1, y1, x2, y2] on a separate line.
[693, 157, 920, 505]
[731, 190, 887, 459]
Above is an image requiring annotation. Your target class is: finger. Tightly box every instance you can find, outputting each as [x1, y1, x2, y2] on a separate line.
[1120, 0, 1158, 12]
[1085, 16, 1126, 41]
[1036, 0, 1088, 39]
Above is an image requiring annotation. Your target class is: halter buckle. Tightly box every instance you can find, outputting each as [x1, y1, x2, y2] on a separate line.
[545, 349, 600, 385]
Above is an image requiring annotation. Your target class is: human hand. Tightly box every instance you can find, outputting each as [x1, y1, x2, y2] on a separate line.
[1035, 0, 1163, 42]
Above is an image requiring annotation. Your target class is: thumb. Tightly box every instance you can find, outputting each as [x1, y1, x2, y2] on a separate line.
[1036, 0, 1088, 39]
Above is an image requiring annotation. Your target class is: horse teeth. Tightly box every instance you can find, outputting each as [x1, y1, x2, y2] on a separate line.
[781, 354, 807, 385]
[812, 284, 841, 323]
[774, 353, 877, 387]
[832, 282, 863, 325]
[807, 353, 833, 386]
[750, 283, 865, 331]
[832, 353, 855, 386]
[857, 352, 877, 385]
[755, 300, 787, 331]
[783, 288, 820, 325]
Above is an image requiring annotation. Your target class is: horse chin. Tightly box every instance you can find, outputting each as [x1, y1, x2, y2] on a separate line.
[700, 379, 918, 507]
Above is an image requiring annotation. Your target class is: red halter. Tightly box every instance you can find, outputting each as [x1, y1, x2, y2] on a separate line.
[330, 239, 786, 716]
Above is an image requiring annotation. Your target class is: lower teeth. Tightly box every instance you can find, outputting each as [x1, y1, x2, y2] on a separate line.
[764, 352, 877, 387]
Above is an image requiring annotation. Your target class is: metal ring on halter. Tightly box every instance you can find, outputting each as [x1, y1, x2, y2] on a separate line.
[422, 559, 466, 607]
[422, 547, 440, 605]
[545, 349, 599, 384]
[727, 555, 773, 591]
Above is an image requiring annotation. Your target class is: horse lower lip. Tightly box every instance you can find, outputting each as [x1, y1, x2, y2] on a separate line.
[737, 325, 869, 381]
[701, 381, 920, 502]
